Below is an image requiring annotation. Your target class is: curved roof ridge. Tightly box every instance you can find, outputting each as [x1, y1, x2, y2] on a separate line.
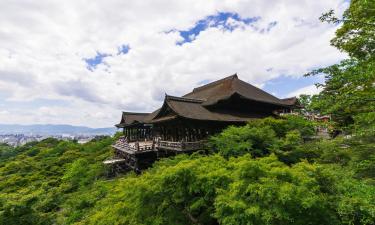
[190, 73, 238, 94]
[165, 94, 205, 103]
[281, 96, 297, 100]
[280, 96, 300, 106]
[122, 111, 150, 115]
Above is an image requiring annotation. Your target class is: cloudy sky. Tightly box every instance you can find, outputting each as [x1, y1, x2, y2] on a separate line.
[0, 0, 348, 127]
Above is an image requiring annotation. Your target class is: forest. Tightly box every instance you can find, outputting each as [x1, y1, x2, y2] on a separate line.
[0, 0, 374, 224]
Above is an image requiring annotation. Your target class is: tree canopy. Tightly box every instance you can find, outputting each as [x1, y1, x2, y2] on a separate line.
[1, 0, 374, 224]
[305, 0, 375, 132]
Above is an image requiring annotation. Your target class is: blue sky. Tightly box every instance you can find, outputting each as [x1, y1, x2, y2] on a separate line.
[84, 52, 111, 71]
[176, 12, 260, 45]
[84, 45, 131, 71]
[263, 75, 324, 98]
[0, 0, 348, 127]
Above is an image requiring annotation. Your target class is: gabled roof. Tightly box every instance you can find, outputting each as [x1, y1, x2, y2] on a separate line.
[115, 112, 150, 128]
[117, 74, 299, 125]
[147, 95, 268, 123]
[280, 97, 301, 107]
[183, 74, 295, 106]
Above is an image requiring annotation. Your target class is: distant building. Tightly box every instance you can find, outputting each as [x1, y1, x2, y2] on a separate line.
[109, 74, 300, 172]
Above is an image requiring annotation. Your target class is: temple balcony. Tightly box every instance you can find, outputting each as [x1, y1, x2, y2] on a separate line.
[112, 136, 207, 153]
[109, 136, 206, 173]
[112, 136, 155, 155]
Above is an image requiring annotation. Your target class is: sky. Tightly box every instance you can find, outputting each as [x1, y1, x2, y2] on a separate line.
[0, 0, 349, 128]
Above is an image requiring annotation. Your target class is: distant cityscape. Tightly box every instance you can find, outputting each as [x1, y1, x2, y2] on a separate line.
[0, 134, 109, 147]
[0, 124, 117, 147]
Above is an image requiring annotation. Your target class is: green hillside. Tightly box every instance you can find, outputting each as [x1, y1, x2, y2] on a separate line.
[0, 113, 374, 224]
[1, 0, 374, 224]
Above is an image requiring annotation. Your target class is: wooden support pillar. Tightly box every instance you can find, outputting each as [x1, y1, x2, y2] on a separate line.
[174, 127, 177, 141]
[186, 128, 189, 141]
[176, 127, 180, 141]
[166, 128, 168, 141]
[187, 128, 190, 142]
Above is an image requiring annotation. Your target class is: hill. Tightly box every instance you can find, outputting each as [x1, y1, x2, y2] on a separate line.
[0, 116, 373, 225]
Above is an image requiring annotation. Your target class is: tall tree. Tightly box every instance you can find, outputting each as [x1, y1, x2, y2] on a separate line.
[306, 0, 375, 132]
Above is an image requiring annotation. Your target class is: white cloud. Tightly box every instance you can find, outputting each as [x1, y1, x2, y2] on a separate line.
[0, 110, 9, 116]
[287, 84, 323, 97]
[0, 0, 349, 127]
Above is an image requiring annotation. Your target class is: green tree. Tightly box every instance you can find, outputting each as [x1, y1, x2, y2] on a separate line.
[320, 0, 375, 60]
[210, 116, 316, 159]
[306, 0, 375, 131]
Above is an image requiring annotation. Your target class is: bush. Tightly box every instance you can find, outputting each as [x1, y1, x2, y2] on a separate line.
[210, 125, 277, 158]
[210, 116, 315, 159]
[81, 154, 375, 225]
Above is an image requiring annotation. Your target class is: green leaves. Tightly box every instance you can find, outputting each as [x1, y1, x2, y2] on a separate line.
[307, 0, 375, 133]
[0, 121, 374, 225]
[216, 156, 375, 225]
[0, 137, 113, 225]
[321, 0, 375, 59]
[80, 153, 374, 225]
[209, 116, 315, 159]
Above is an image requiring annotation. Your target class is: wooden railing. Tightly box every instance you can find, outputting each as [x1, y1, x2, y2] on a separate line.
[113, 136, 206, 153]
[157, 140, 206, 151]
[112, 136, 154, 154]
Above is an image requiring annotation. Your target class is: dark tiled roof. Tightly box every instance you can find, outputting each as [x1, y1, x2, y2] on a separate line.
[115, 112, 150, 128]
[149, 95, 267, 122]
[117, 74, 299, 125]
[184, 74, 294, 106]
[280, 97, 301, 107]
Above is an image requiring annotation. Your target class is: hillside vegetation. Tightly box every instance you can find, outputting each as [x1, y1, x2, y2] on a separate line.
[0, 114, 374, 225]
[1, 0, 374, 224]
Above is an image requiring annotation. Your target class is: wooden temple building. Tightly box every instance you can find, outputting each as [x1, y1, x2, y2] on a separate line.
[108, 74, 299, 172]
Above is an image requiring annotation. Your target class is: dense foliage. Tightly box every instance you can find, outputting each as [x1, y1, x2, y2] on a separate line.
[80, 153, 374, 225]
[306, 0, 375, 132]
[0, 1, 374, 224]
[209, 115, 316, 160]
[0, 115, 374, 225]
[0, 137, 113, 225]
